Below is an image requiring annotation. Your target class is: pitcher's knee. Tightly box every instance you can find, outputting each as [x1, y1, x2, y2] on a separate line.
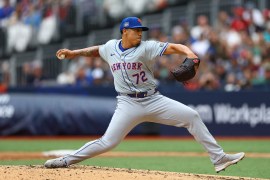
[194, 111, 201, 120]
[189, 110, 202, 124]
[99, 137, 120, 150]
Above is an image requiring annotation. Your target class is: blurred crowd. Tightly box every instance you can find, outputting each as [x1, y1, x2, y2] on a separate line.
[0, 0, 168, 90]
[0, 0, 80, 53]
[0, 0, 168, 53]
[152, 4, 270, 91]
[0, 0, 270, 91]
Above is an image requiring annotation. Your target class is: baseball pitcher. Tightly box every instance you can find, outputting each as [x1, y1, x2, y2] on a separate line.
[44, 17, 245, 173]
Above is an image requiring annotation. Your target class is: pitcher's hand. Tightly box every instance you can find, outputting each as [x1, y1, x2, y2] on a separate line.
[56, 49, 76, 60]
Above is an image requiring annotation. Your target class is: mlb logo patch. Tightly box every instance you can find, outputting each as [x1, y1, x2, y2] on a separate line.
[137, 18, 142, 23]
[124, 22, 129, 27]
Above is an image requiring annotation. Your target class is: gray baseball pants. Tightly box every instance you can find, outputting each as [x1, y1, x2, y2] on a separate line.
[64, 93, 225, 165]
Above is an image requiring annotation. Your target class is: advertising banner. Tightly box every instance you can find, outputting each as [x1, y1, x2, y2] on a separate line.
[0, 91, 269, 136]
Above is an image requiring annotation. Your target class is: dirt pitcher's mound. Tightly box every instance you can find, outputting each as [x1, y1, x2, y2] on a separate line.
[0, 165, 263, 180]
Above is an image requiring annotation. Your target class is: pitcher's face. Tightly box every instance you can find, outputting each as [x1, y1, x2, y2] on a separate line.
[123, 28, 143, 47]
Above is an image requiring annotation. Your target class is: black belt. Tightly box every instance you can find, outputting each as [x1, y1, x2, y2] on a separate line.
[118, 89, 158, 98]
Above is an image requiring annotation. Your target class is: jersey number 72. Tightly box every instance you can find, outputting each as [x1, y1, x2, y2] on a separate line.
[132, 71, 148, 84]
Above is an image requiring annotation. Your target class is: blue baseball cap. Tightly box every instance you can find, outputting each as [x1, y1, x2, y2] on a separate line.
[120, 17, 149, 32]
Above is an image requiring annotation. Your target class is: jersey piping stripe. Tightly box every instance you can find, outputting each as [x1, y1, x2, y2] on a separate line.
[114, 41, 133, 92]
[116, 40, 140, 92]
[159, 42, 169, 56]
[122, 49, 141, 93]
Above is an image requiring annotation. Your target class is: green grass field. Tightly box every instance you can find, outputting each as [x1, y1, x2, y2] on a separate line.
[0, 138, 269, 179]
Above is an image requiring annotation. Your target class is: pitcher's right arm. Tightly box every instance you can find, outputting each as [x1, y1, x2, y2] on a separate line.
[56, 46, 100, 60]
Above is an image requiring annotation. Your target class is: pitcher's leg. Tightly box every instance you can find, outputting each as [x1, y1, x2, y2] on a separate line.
[148, 95, 225, 164]
[184, 111, 225, 164]
[45, 96, 145, 167]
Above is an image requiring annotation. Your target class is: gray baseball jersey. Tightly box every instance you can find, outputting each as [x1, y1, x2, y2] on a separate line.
[56, 39, 225, 167]
[99, 39, 168, 94]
